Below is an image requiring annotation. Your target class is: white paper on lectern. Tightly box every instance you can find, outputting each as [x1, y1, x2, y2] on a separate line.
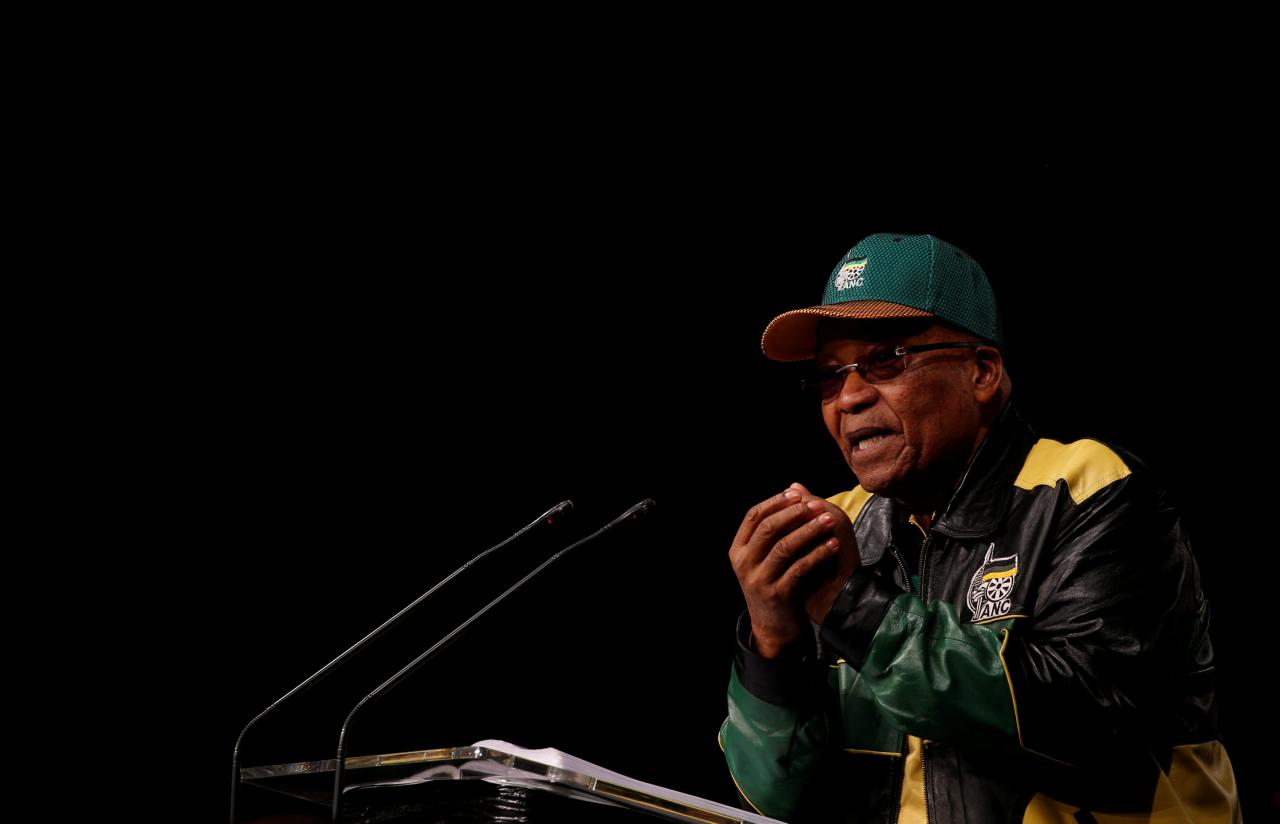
[471, 739, 787, 824]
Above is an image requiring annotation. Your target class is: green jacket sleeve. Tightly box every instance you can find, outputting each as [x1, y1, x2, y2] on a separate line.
[820, 570, 1020, 748]
[719, 611, 833, 820]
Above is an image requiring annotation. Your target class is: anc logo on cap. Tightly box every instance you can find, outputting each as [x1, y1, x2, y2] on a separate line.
[834, 258, 867, 290]
[967, 543, 1018, 622]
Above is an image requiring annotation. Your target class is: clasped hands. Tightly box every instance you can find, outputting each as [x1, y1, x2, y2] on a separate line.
[728, 482, 862, 659]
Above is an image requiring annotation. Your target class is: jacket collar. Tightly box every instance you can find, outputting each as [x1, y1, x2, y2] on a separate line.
[930, 398, 1037, 539]
[854, 398, 1037, 562]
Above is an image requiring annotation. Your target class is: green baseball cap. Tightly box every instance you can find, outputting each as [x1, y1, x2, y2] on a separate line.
[760, 233, 1004, 361]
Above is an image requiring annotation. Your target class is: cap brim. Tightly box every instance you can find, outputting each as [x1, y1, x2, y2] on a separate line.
[761, 301, 935, 362]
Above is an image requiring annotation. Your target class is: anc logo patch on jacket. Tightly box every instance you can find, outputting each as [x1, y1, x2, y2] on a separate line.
[967, 543, 1019, 622]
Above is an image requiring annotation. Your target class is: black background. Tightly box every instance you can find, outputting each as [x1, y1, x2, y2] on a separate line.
[156, 130, 1273, 819]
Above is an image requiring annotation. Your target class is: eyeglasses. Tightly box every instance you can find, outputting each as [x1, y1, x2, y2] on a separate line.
[801, 341, 983, 399]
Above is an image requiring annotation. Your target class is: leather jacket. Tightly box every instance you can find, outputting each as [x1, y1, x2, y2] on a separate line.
[719, 401, 1240, 823]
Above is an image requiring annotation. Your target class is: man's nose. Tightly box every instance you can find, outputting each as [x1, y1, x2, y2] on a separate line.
[832, 369, 878, 411]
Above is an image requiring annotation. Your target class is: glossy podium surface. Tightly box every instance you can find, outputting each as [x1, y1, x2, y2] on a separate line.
[241, 741, 784, 823]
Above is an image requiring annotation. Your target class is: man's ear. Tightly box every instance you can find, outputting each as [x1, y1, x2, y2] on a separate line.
[972, 346, 1004, 403]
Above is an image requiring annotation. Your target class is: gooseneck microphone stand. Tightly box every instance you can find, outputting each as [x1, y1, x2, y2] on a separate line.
[229, 500, 573, 824]
[329, 498, 655, 823]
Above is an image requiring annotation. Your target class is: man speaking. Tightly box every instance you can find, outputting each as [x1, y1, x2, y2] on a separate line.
[720, 233, 1240, 823]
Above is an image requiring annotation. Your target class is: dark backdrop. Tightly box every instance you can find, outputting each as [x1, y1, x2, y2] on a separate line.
[180, 151, 1269, 819]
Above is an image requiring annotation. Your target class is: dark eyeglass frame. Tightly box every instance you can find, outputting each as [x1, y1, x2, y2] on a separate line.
[802, 341, 984, 398]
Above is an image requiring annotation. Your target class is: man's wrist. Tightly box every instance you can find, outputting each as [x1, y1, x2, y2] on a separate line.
[734, 611, 825, 707]
[748, 630, 800, 661]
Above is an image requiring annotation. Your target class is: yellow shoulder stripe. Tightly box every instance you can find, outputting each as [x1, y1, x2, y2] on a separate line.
[827, 485, 874, 524]
[1013, 438, 1131, 505]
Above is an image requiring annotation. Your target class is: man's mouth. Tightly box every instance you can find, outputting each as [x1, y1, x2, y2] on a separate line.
[846, 428, 897, 453]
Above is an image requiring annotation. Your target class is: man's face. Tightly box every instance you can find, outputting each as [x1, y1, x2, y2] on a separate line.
[815, 319, 985, 506]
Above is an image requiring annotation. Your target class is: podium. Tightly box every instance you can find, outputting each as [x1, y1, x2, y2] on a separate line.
[240, 740, 785, 823]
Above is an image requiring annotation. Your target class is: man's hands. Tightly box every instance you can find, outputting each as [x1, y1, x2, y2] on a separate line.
[728, 482, 861, 659]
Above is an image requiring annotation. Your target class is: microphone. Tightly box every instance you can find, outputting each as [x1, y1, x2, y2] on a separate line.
[229, 500, 573, 824]
[329, 498, 656, 823]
